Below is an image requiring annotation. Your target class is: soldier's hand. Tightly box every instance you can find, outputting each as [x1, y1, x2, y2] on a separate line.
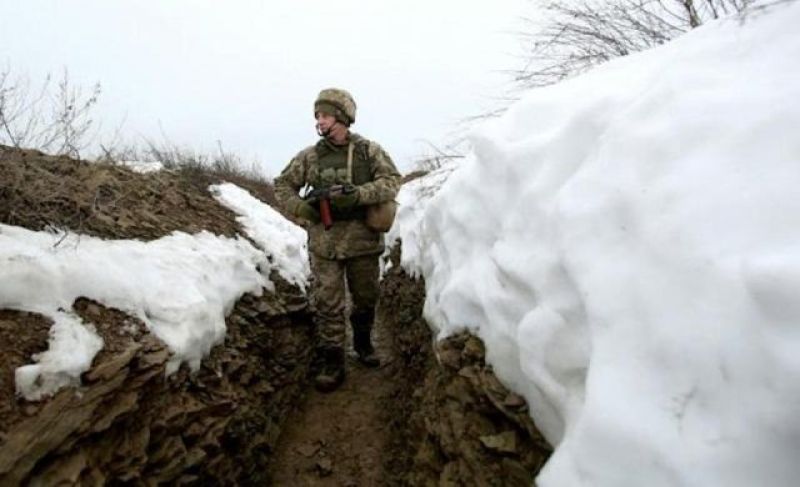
[327, 183, 354, 197]
[294, 201, 320, 223]
[331, 187, 360, 210]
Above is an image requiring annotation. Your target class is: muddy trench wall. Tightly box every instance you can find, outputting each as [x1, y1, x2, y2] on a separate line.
[0, 147, 319, 485]
[380, 245, 553, 486]
[0, 275, 314, 485]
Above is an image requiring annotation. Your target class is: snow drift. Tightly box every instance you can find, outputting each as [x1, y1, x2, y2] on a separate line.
[3, 182, 308, 401]
[392, 3, 800, 486]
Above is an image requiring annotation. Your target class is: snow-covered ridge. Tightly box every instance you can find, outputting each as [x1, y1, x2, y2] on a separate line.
[3, 226, 267, 400]
[394, 3, 800, 486]
[4, 183, 308, 401]
[210, 183, 309, 290]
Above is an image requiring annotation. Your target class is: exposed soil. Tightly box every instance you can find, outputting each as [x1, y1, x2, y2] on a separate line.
[0, 300, 152, 439]
[0, 289, 315, 485]
[0, 310, 53, 435]
[268, 247, 553, 486]
[268, 326, 396, 486]
[266, 246, 435, 486]
[0, 145, 277, 241]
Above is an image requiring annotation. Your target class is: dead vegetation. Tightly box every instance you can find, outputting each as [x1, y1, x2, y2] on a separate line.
[0, 65, 273, 209]
[0, 67, 100, 159]
[97, 138, 274, 200]
[0, 145, 275, 240]
[514, 0, 757, 89]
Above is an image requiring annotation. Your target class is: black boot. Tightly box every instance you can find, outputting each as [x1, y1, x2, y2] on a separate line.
[351, 310, 380, 368]
[314, 347, 345, 392]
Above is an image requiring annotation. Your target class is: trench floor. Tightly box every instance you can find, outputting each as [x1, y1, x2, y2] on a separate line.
[268, 325, 397, 486]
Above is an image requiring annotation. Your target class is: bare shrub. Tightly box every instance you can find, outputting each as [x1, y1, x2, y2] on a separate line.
[0, 67, 100, 158]
[99, 135, 266, 181]
[0, 66, 275, 208]
[98, 135, 276, 206]
[513, 0, 757, 90]
[147, 138, 268, 184]
[412, 140, 466, 172]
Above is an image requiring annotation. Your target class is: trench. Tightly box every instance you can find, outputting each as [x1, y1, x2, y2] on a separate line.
[0, 148, 553, 485]
[266, 247, 430, 486]
[267, 246, 553, 486]
[0, 246, 551, 485]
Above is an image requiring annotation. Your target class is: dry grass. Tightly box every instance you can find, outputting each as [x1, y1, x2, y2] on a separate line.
[0, 144, 272, 240]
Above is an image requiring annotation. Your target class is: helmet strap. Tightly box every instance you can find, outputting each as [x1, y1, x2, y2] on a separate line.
[317, 120, 347, 141]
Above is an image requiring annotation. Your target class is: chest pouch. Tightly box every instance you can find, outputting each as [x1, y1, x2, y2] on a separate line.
[344, 143, 397, 233]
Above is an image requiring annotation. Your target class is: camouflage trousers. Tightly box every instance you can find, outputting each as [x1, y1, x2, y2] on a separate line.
[310, 252, 380, 349]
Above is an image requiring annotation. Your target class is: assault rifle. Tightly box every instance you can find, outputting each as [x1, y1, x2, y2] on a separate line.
[304, 184, 356, 230]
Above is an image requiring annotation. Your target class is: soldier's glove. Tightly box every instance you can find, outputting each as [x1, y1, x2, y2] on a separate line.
[330, 184, 360, 211]
[294, 201, 320, 223]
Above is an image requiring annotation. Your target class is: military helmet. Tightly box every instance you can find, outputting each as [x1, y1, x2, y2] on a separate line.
[314, 88, 357, 126]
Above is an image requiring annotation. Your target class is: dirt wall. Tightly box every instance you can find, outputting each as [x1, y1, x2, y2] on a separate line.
[0, 147, 316, 485]
[0, 276, 314, 485]
[380, 246, 553, 486]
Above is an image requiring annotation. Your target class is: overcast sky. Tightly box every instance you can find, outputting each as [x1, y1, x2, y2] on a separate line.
[1, 0, 530, 175]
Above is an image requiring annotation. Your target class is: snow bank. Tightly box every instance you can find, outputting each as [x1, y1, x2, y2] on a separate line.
[385, 164, 457, 278]
[4, 183, 308, 401]
[211, 183, 309, 289]
[399, 4, 800, 486]
[1, 225, 268, 399]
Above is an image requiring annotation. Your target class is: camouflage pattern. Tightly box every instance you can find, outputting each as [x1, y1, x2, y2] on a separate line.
[315, 137, 373, 188]
[315, 88, 357, 125]
[274, 132, 401, 260]
[310, 253, 380, 348]
[276, 125, 399, 351]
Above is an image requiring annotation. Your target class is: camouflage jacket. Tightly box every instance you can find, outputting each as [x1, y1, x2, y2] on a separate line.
[274, 132, 401, 260]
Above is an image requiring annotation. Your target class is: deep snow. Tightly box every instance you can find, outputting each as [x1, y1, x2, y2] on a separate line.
[390, 3, 800, 486]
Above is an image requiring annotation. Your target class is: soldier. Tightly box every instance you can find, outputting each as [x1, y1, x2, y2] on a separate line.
[274, 88, 401, 392]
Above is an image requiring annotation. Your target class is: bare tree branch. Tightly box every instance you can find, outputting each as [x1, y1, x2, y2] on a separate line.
[513, 0, 756, 90]
[0, 66, 100, 157]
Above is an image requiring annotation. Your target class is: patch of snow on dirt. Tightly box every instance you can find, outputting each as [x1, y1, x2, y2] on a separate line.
[1, 224, 268, 400]
[118, 160, 164, 173]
